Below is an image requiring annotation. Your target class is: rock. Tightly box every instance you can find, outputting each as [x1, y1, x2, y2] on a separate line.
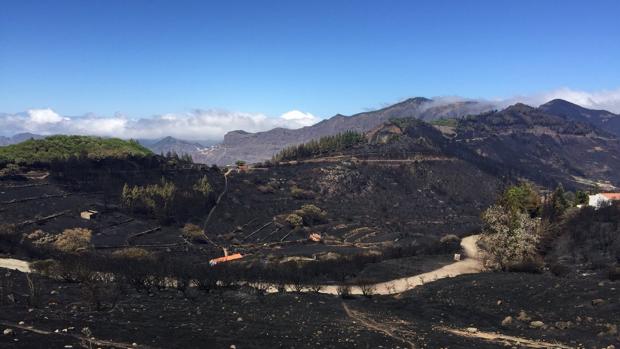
[3, 329, 13, 336]
[516, 310, 531, 321]
[18, 321, 24, 325]
[466, 327, 478, 333]
[132, 343, 138, 347]
[591, 298, 605, 306]
[230, 346, 237, 349]
[236, 317, 243, 322]
[529, 321, 544, 329]
[555, 321, 572, 330]
[501, 316, 513, 326]
[50, 290, 58, 295]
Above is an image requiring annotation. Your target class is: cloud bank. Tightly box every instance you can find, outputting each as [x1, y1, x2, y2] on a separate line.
[0, 108, 319, 141]
[1, 87, 619, 141]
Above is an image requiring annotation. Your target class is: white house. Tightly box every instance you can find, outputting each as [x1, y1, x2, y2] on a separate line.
[588, 193, 620, 209]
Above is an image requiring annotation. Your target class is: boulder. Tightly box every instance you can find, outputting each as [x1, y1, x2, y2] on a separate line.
[529, 321, 545, 329]
[501, 316, 513, 327]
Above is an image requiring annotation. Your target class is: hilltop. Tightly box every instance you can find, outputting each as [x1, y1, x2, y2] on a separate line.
[0, 135, 152, 164]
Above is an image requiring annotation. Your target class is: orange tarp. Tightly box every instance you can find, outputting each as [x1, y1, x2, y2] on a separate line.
[209, 253, 243, 266]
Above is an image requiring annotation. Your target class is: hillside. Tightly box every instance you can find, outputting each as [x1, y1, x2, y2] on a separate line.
[454, 103, 620, 189]
[197, 98, 495, 165]
[539, 99, 620, 137]
[0, 135, 153, 164]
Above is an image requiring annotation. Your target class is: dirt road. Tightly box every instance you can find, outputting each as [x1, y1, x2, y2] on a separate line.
[0, 235, 484, 296]
[315, 235, 483, 295]
[250, 235, 484, 295]
[0, 258, 31, 273]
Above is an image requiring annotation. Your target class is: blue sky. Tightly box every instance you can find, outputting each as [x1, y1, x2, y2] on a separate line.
[1, 0, 619, 139]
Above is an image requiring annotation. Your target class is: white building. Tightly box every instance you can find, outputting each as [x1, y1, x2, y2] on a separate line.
[588, 193, 620, 209]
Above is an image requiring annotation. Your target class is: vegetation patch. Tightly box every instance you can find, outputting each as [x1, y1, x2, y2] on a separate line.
[53, 228, 93, 253]
[0, 135, 152, 164]
[273, 131, 364, 161]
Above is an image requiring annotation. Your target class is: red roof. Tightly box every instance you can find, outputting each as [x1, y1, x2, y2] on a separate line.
[601, 193, 620, 200]
[209, 253, 243, 266]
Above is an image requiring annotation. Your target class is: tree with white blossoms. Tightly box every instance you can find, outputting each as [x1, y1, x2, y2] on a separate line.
[479, 204, 541, 271]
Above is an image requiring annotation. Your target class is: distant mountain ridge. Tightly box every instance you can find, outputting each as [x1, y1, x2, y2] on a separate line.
[280, 103, 620, 190]
[0, 133, 45, 146]
[142, 136, 207, 156]
[538, 99, 620, 137]
[197, 97, 496, 165]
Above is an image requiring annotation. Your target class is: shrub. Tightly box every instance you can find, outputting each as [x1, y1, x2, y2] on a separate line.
[295, 204, 328, 226]
[112, 248, 153, 261]
[54, 228, 93, 253]
[290, 186, 315, 199]
[0, 163, 20, 177]
[285, 214, 303, 227]
[479, 205, 541, 272]
[182, 223, 206, 243]
[193, 175, 212, 196]
[257, 184, 275, 194]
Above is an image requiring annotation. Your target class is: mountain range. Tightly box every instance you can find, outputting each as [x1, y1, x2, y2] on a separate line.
[195, 97, 497, 164]
[197, 98, 620, 166]
[2, 98, 620, 170]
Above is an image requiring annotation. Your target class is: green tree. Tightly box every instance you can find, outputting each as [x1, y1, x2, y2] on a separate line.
[543, 184, 570, 220]
[575, 190, 589, 205]
[500, 182, 540, 216]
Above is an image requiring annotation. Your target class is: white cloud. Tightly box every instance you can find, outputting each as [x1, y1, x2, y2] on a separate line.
[279, 110, 318, 127]
[28, 108, 65, 124]
[0, 108, 322, 141]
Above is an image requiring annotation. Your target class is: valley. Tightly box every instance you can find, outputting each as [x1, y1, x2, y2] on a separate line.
[1, 100, 619, 348]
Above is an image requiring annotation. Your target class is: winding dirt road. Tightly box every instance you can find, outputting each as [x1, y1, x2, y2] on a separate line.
[250, 235, 484, 295]
[0, 235, 483, 296]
